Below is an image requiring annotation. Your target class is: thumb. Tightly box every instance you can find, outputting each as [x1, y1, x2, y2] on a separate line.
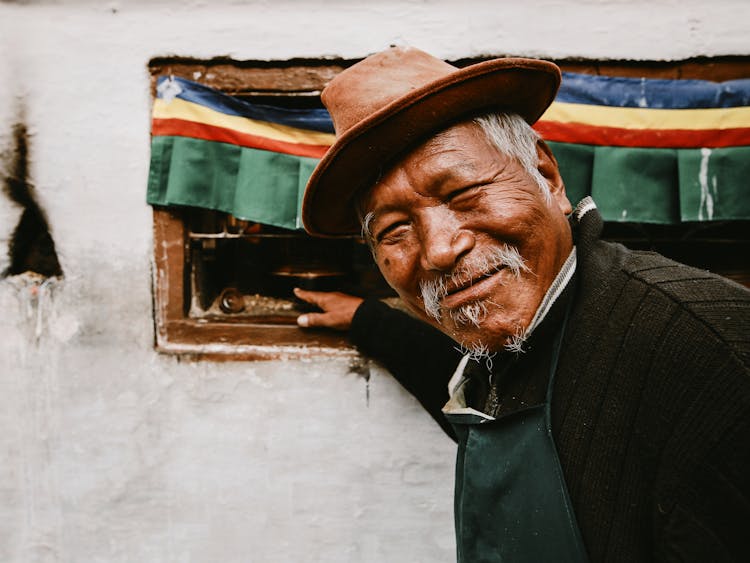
[297, 312, 323, 328]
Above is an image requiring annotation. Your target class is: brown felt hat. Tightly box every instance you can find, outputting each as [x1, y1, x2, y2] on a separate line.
[302, 46, 561, 236]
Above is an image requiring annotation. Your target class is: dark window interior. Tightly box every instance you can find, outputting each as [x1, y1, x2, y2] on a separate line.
[601, 220, 750, 287]
[185, 209, 394, 324]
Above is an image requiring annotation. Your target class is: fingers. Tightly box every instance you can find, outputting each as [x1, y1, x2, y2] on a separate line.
[293, 288, 364, 331]
[293, 287, 327, 308]
[293, 288, 361, 312]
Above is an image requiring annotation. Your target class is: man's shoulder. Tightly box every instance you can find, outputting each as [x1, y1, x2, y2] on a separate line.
[608, 243, 749, 367]
[618, 245, 749, 307]
[584, 238, 749, 301]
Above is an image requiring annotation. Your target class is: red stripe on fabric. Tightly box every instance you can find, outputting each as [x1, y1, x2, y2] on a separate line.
[534, 120, 750, 148]
[151, 118, 330, 158]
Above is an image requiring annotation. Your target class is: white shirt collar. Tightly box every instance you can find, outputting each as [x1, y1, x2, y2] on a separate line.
[525, 246, 577, 336]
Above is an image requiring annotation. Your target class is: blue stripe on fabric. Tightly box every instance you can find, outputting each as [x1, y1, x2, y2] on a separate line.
[156, 76, 335, 133]
[556, 72, 750, 109]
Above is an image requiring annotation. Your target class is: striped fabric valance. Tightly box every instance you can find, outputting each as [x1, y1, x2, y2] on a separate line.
[539, 72, 750, 223]
[147, 73, 750, 229]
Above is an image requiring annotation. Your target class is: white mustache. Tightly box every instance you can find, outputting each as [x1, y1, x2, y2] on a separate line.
[419, 244, 528, 326]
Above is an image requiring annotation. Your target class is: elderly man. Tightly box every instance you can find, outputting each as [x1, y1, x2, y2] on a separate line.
[295, 46, 750, 562]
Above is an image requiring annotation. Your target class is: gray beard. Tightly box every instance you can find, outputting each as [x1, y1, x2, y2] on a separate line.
[419, 244, 530, 357]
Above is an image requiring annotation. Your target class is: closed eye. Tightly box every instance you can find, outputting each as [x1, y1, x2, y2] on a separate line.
[449, 184, 483, 206]
[375, 221, 411, 245]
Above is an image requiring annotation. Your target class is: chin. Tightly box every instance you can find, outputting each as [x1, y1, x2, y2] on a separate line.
[460, 330, 514, 355]
[409, 290, 532, 353]
[436, 311, 523, 356]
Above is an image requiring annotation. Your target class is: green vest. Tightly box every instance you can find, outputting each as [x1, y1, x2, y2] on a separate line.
[443, 318, 588, 563]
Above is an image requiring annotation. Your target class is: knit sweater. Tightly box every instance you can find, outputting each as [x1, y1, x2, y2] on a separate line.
[350, 204, 750, 562]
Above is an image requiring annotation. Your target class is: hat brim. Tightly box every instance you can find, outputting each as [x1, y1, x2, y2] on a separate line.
[302, 57, 561, 236]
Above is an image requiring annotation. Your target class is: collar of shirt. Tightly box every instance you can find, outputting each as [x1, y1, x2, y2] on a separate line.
[526, 246, 577, 337]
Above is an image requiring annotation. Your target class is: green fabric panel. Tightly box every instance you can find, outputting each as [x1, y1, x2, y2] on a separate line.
[296, 157, 321, 229]
[163, 136, 240, 211]
[678, 146, 750, 221]
[591, 146, 680, 223]
[233, 150, 300, 227]
[547, 142, 594, 208]
[148, 136, 749, 227]
[147, 136, 174, 205]
[146, 136, 317, 230]
[550, 143, 750, 223]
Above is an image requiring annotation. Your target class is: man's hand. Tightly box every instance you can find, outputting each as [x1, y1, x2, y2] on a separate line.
[294, 288, 364, 331]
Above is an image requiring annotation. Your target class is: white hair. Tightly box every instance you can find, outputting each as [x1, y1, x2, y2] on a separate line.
[360, 210, 376, 244]
[418, 242, 533, 357]
[419, 243, 529, 324]
[455, 341, 497, 370]
[472, 113, 550, 202]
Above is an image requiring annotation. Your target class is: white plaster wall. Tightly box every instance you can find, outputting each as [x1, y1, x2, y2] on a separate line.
[0, 1, 748, 562]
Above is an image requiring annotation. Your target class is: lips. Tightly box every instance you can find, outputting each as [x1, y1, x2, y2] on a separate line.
[442, 268, 505, 309]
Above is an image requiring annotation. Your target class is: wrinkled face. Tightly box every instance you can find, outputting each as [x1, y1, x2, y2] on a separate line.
[362, 121, 573, 353]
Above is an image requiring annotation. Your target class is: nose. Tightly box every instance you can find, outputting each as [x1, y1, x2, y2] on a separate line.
[418, 213, 475, 272]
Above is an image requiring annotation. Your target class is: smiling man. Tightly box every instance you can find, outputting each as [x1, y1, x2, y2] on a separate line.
[358, 118, 572, 356]
[297, 47, 750, 562]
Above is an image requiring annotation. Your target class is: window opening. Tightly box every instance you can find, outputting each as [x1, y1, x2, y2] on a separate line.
[185, 209, 392, 324]
[149, 59, 396, 359]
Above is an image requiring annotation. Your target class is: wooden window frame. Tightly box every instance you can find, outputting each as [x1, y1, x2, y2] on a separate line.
[152, 206, 357, 360]
[149, 59, 363, 360]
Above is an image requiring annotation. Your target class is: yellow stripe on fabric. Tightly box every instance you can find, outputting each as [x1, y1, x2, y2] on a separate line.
[152, 98, 336, 146]
[540, 101, 750, 131]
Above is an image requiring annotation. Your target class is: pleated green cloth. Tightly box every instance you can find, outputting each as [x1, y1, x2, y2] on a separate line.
[147, 135, 750, 230]
[549, 142, 750, 224]
[148, 136, 318, 229]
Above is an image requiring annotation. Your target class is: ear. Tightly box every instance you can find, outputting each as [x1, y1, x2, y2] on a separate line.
[536, 139, 572, 215]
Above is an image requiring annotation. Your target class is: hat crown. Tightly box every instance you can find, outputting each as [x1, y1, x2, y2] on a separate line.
[303, 46, 561, 235]
[323, 47, 457, 135]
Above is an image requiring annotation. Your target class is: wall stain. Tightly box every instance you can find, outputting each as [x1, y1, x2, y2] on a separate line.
[2, 122, 63, 278]
[348, 356, 371, 406]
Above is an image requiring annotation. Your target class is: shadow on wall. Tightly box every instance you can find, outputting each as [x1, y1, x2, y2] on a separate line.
[2, 121, 62, 280]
